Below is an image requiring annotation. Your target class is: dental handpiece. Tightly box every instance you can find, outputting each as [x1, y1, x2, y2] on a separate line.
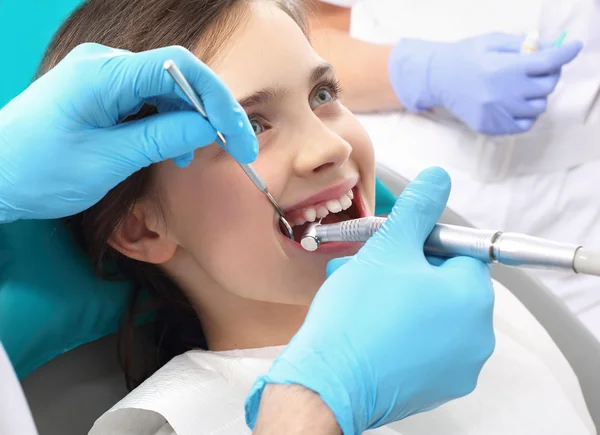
[163, 61, 294, 238]
[301, 217, 600, 277]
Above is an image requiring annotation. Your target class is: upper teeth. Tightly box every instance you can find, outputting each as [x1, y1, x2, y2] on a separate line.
[292, 189, 354, 227]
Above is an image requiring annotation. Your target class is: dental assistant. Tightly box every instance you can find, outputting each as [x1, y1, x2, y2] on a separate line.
[311, 0, 600, 339]
[0, 44, 494, 434]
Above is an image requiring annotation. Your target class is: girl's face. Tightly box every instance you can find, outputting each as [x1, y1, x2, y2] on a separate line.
[117, 2, 375, 309]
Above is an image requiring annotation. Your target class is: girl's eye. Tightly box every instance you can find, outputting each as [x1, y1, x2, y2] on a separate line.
[310, 86, 335, 109]
[250, 119, 265, 135]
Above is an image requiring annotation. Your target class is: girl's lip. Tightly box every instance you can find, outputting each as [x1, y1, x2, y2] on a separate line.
[278, 185, 371, 255]
[292, 240, 363, 255]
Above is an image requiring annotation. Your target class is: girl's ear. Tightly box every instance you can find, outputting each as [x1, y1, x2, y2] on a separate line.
[108, 201, 177, 264]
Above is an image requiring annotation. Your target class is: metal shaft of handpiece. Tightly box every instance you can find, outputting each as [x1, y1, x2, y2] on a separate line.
[163, 60, 285, 217]
[305, 217, 587, 273]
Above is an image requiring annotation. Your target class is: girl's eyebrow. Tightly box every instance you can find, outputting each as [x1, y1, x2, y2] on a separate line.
[310, 63, 335, 85]
[237, 63, 335, 110]
[238, 87, 288, 109]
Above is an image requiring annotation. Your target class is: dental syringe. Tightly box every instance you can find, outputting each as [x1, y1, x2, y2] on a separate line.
[301, 217, 600, 277]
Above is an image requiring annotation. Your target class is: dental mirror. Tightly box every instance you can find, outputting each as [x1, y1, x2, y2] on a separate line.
[279, 215, 294, 241]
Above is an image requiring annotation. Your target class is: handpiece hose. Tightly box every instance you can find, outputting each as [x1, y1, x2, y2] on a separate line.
[301, 217, 600, 277]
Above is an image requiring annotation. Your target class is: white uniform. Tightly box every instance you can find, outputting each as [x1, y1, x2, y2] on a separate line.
[0, 343, 38, 435]
[321, 0, 600, 340]
[88, 281, 595, 434]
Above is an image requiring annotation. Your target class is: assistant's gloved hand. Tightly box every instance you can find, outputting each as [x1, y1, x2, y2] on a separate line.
[389, 33, 583, 135]
[245, 167, 495, 434]
[0, 43, 257, 223]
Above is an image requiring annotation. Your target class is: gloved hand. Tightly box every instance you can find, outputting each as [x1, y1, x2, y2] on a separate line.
[245, 167, 495, 434]
[389, 33, 583, 135]
[0, 43, 257, 223]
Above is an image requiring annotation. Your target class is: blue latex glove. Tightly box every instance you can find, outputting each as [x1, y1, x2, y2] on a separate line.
[245, 167, 495, 434]
[389, 33, 583, 135]
[0, 43, 257, 223]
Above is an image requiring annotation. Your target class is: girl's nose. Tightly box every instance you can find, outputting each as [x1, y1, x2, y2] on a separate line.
[293, 123, 352, 177]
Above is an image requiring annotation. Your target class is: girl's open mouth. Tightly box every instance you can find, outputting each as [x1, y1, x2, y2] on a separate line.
[278, 186, 369, 246]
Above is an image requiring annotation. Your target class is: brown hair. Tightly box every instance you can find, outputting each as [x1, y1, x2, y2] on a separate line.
[38, 0, 306, 390]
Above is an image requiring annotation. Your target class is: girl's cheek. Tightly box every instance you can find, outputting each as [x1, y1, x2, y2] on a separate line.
[155, 159, 242, 230]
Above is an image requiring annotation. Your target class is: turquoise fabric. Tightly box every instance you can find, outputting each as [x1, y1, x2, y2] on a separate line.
[0, 180, 397, 379]
[0, 220, 130, 379]
[375, 178, 397, 216]
[0, 0, 84, 108]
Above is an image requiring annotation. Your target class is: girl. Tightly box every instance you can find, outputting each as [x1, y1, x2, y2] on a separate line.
[38, 0, 595, 433]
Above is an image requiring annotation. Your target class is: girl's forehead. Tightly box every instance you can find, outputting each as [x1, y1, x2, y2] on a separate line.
[209, 2, 320, 99]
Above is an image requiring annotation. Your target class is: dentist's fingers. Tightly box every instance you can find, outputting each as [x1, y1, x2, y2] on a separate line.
[359, 167, 451, 265]
[132, 97, 197, 168]
[441, 256, 493, 298]
[442, 255, 491, 278]
[441, 256, 495, 314]
[172, 152, 195, 168]
[326, 256, 352, 277]
[426, 256, 446, 267]
[511, 98, 548, 118]
[523, 41, 583, 76]
[523, 73, 561, 99]
[132, 46, 258, 163]
[513, 118, 536, 133]
[104, 110, 217, 165]
[84, 43, 258, 164]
